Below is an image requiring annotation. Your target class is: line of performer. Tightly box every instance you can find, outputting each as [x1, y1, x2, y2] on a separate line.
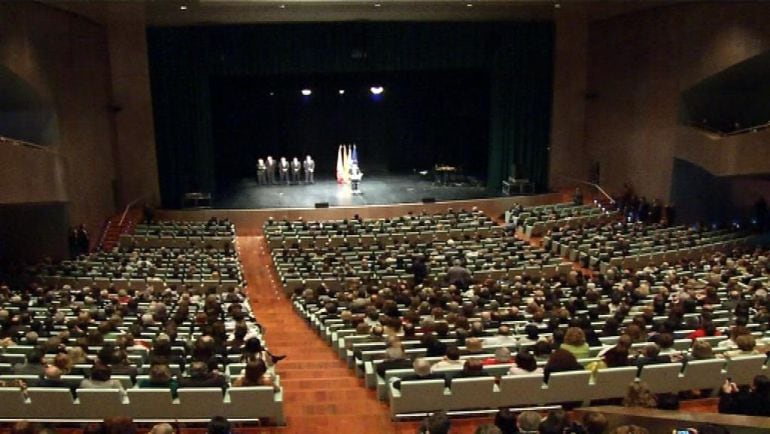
[257, 155, 315, 185]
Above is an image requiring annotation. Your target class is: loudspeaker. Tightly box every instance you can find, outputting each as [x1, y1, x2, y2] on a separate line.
[315, 202, 329, 208]
[422, 197, 436, 204]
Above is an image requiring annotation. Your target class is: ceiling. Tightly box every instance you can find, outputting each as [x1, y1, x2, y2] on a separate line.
[145, 0, 555, 26]
[46, 0, 676, 27]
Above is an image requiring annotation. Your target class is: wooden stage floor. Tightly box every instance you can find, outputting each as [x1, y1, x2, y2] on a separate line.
[214, 174, 501, 209]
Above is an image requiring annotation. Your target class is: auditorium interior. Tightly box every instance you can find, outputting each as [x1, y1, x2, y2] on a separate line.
[2, 1, 770, 433]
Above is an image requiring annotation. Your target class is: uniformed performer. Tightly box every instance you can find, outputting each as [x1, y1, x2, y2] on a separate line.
[291, 157, 302, 185]
[266, 156, 276, 185]
[256, 158, 267, 185]
[279, 157, 290, 185]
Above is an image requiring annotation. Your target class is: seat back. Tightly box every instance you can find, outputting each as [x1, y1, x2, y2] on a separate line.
[27, 388, 76, 419]
[497, 374, 546, 407]
[0, 388, 28, 418]
[226, 386, 284, 425]
[681, 359, 726, 392]
[448, 377, 496, 410]
[177, 388, 225, 418]
[77, 389, 127, 418]
[591, 367, 638, 401]
[545, 371, 592, 403]
[126, 389, 177, 419]
[638, 363, 684, 394]
[389, 379, 447, 416]
[725, 355, 767, 386]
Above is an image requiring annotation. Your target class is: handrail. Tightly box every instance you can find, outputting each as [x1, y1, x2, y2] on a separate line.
[118, 194, 150, 227]
[556, 175, 615, 204]
[0, 135, 59, 155]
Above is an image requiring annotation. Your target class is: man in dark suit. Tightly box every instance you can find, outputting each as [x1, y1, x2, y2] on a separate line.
[266, 156, 276, 184]
[278, 157, 290, 185]
[178, 361, 227, 391]
[635, 343, 672, 375]
[446, 259, 471, 289]
[392, 358, 447, 390]
[303, 155, 315, 184]
[446, 358, 490, 385]
[376, 346, 413, 379]
[291, 157, 302, 185]
[13, 349, 47, 376]
[33, 366, 79, 395]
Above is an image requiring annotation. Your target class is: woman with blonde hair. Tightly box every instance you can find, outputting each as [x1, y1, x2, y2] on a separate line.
[560, 327, 590, 359]
[623, 380, 657, 408]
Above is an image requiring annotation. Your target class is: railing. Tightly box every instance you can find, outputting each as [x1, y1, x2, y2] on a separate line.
[0, 135, 58, 154]
[119, 194, 151, 226]
[557, 175, 615, 204]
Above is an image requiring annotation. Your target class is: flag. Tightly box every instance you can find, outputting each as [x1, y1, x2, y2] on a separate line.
[342, 144, 350, 183]
[336, 144, 344, 183]
[351, 143, 358, 167]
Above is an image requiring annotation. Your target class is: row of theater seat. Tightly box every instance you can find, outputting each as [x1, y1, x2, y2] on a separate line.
[0, 387, 283, 422]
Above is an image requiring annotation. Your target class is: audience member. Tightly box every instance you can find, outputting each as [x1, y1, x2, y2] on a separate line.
[719, 374, 770, 416]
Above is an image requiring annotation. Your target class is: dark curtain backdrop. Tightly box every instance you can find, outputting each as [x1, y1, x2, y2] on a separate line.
[148, 22, 554, 208]
[209, 70, 490, 181]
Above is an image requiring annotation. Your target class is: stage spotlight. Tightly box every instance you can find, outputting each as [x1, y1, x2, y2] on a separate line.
[301, 89, 312, 96]
[338, 89, 345, 95]
[180, 5, 188, 10]
[370, 86, 384, 95]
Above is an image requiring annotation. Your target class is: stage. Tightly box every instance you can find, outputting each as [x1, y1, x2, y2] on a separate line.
[213, 174, 500, 209]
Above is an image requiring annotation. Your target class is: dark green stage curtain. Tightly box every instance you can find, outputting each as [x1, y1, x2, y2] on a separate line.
[148, 22, 554, 208]
[487, 25, 554, 191]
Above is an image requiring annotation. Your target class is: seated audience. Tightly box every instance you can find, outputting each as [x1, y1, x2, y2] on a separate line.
[207, 416, 231, 434]
[79, 362, 126, 398]
[515, 410, 542, 434]
[560, 327, 590, 359]
[13, 350, 47, 376]
[418, 410, 451, 434]
[178, 361, 227, 391]
[393, 358, 446, 390]
[33, 366, 78, 393]
[138, 364, 179, 399]
[231, 360, 278, 391]
[581, 411, 608, 434]
[482, 347, 513, 366]
[543, 348, 583, 382]
[431, 346, 464, 372]
[622, 380, 657, 409]
[719, 374, 770, 416]
[508, 351, 543, 376]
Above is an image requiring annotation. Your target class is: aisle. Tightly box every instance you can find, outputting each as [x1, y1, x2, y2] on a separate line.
[238, 235, 490, 433]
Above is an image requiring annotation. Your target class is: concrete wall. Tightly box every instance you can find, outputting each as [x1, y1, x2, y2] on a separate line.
[0, 2, 116, 240]
[549, 3, 589, 190]
[583, 3, 770, 202]
[0, 2, 159, 259]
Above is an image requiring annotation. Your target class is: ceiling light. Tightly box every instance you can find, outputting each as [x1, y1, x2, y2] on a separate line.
[338, 89, 345, 95]
[466, 3, 473, 7]
[180, 5, 188, 10]
[279, 4, 286, 8]
[301, 89, 312, 96]
[370, 86, 384, 95]
[374, 3, 381, 7]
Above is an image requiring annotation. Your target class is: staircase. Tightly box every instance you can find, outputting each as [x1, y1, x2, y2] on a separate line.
[97, 208, 141, 252]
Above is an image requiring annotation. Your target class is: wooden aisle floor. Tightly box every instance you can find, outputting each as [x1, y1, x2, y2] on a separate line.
[238, 235, 492, 434]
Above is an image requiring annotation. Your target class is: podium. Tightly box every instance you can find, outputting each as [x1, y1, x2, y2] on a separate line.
[502, 178, 534, 196]
[182, 192, 212, 208]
